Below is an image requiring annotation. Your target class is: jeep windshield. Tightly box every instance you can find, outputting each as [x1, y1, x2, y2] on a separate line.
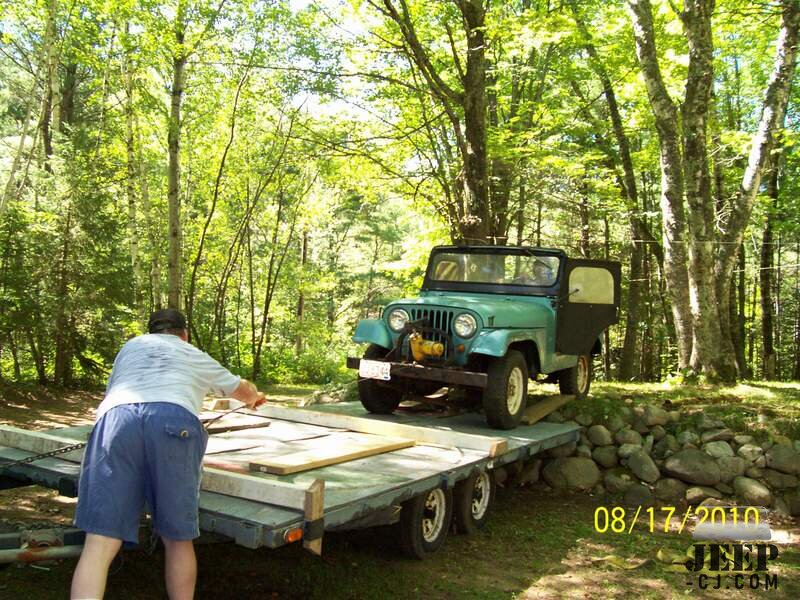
[427, 249, 560, 288]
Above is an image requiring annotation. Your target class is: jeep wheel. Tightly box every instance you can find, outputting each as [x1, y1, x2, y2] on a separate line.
[482, 350, 528, 429]
[358, 344, 403, 414]
[558, 354, 592, 398]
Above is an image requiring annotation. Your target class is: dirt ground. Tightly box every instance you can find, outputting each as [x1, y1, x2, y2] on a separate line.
[1, 384, 798, 599]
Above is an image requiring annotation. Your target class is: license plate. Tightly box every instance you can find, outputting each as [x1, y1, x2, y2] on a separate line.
[359, 359, 392, 381]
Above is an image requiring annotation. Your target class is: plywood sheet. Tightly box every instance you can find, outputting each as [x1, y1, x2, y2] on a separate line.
[248, 433, 415, 475]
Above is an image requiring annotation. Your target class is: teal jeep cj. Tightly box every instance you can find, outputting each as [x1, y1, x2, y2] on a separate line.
[347, 246, 621, 429]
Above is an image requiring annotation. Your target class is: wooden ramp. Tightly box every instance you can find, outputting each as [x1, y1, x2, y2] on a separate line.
[521, 395, 574, 425]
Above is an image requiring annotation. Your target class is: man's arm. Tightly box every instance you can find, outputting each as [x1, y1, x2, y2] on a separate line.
[230, 378, 267, 409]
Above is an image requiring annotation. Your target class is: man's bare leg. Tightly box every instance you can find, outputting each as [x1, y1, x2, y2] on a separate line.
[71, 533, 123, 599]
[162, 537, 197, 600]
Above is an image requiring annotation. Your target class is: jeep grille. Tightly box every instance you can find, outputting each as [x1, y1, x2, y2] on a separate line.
[408, 307, 456, 360]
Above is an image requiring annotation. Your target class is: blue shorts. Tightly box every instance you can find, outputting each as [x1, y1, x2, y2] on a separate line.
[74, 402, 208, 543]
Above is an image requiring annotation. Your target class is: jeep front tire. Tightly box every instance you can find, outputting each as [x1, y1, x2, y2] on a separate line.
[482, 350, 528, 429]
[358, 344, 403, 414]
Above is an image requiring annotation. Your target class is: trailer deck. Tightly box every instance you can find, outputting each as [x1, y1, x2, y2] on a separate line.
[0, 400, 578, 556]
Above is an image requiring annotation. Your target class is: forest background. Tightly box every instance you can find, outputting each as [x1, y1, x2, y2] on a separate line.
[1, 0, 800, 389]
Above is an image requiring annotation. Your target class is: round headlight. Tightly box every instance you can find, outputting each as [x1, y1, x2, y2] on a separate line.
[453, 313, 477, 338]
[387, 308, 410, 332]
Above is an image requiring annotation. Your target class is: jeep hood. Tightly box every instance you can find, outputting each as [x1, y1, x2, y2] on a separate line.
[389, 292, 553, 329]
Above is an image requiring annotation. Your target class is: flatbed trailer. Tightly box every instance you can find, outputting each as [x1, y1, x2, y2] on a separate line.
[0, 400, 578, 561]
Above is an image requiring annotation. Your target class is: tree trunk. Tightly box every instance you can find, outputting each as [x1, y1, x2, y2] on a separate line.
[1, 72, 39, 214]
[124, 38, 142, 308]
[53, 206, 72, 386]
[296, 230, 308, 356]
[760, 164, 778, 379]
[579, 181, 590, 257]
[167, 1, 187, 309]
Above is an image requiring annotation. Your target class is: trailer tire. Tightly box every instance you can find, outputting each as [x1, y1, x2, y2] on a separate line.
[398, 487, 453, 559]
[482, 350, 528, 429]
[453, 470, 495, 534]
[358, 345, 403, 414]
[558, 354, 592, 398]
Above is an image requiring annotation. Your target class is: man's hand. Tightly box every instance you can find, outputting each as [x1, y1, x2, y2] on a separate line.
[231, 379, 267, 410]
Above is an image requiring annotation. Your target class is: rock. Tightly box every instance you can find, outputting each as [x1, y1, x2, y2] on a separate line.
[592, 446, 618, 469]
[765, 445, 800, 475]
[761, 440, 774, 451]
[668, 410, 681, 423]
[745, 466, 763, 479]
[604, 468, 636, 494]
[653, 435, 680, 460]
[643, 405, 669, 426]
[517, 459, 542, 485]
[785, 491, 800, 516]
[761, 469, 798, 490]
[677, 430, 700, 446]
[615, 429, 642, 446]
[576, 444, 593, 459]
[624, 483, 654, 507]
[654, 478, 688, 503]
[773, 496, 790, 516]
[664, 449, 721, 486]
[587, 425, 614, 447]
[618, 443, 642, 459]
[627, 450, 660, 483]
[651, 425, 666, 441]
[699, 497, 729, 509]
[561, 404, 577, 420]
[632, 417, 651, 435]
[734, 435, 753, 446]
[579, 433, 593, 449]
[702, 441, 735, 458]
[716, 456, 747, 483]
[545, 410, 564, 423]
[772, 435, 793, 447]
[715, 482, 733, 495]
[686, 486, 723, 505]
[547, 441, 578, 458]
[605, 414, 626, 433]
[697, 414, 725, 431]
[701, 428, 734, 443]
[737, 444, 764, 463]
[733, 477, 772, 507]
[574, 412, 594, 427]
[795, 440, 800, 453]
[754, 455, 767, 468]
[643, 435, 654, 455]
[542, 457, 601, 491]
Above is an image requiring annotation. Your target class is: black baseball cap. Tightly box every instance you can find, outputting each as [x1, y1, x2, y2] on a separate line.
[148, 309, 187, 333]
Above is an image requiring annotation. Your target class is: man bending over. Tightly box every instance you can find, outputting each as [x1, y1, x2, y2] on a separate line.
[71, 309, 265, 599]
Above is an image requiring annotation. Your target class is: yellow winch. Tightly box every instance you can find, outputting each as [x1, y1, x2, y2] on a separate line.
[408, 332, 444, 361]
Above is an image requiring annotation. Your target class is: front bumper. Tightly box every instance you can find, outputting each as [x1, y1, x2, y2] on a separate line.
[346, 357, 487, 389]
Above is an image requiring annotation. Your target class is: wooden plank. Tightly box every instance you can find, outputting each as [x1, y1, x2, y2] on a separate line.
[253, 405, 508, 457]
[521, 395, 574, 425]
[303, 479, 325, 555]
[0, 425, 311, 511]
[248, 436, 414, 475]
[0, 426, 87, 462]
[201, 467, 308, 510]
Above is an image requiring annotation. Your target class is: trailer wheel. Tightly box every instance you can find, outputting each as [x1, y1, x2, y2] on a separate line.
[482, 350, 528, 429]
[358, 344, 403, 414]
[558, 354, 592, 398]
[454, 470, 495, 534]
[398, 487, 453, 559]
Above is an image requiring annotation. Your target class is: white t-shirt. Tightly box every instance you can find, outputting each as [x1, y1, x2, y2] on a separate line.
[96, 333, 242, 420]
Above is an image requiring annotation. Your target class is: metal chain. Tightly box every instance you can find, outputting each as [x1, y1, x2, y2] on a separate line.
[0, 442, 88, 470]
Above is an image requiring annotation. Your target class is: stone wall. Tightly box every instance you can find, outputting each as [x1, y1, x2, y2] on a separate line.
[526, 402, 800, 516]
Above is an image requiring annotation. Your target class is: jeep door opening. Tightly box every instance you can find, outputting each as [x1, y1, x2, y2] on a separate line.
[347, 246, 621, 429]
